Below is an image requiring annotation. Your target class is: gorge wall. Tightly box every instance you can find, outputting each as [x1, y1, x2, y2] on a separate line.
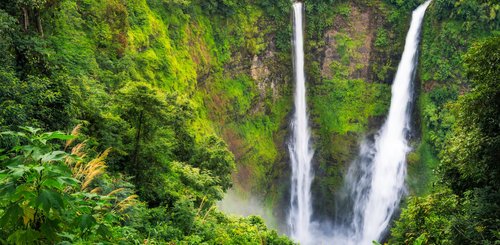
[213, 0, 424, 223]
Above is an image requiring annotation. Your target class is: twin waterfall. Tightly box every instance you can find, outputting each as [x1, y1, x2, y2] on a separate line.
[287, 1, 431, 244]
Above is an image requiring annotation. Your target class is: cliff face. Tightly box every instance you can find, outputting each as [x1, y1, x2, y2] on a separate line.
[304, 1, 410, 218]
[320, 4, 374, 81]
[208, 0, 423, 221]
[201, 9, 293, 215]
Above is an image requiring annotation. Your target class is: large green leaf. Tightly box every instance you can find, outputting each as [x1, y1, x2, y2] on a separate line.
[14, 184, 37, 203]
[56, 176, 79, 187]
[0, 181, 16, 202]
[41, 151, 68, 163]
[7, 228, 41, 244]
[58, 232, 76, 242]
[33, 165, 44, 173]
[7, 165, 29, 178]
[0, 171, 8, 181]
[19, 126, 41, 135]
[0, 131, 27, 138]
[0, 204, 22, 227]
[76, 214, 96, 232]
[41, 176, 79, 190]
[20, 145, 45, 160]
[41, 178, 64, 190]
[40, 218, 61, 241]
[40, 132, 75, 142]
[96, 224, 111, 239]
[36, 189, 65, 213]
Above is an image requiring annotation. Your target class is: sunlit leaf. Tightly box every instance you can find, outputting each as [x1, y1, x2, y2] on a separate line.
[41, 132, 75, 141]
[41, 178, 64, 190]
[33, 165, 44, 173]
[20, 126, 41, 135]
[56, 176, 79, 187]
[0, 131, 26, 138]
[22, 207, 35, 225]
[7, 165, 29, 178]
[41, 151, 67, 163]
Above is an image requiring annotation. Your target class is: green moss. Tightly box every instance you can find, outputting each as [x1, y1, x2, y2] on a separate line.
[374, 28, 389, 48]
[228, 93, 291, 191]
[312, 78, 390, 135]
[211, 75, 258, 118]
[335, 3, 352, 18]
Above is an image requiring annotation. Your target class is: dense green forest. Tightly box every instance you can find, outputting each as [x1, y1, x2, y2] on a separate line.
[0, 0, 295, 243]
[0, 0, 498, 244]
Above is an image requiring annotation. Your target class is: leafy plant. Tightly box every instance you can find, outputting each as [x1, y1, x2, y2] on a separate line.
[0, 127, 140, 243]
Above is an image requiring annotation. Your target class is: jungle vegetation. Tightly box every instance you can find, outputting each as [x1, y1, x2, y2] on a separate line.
[0, 0, 498, 244]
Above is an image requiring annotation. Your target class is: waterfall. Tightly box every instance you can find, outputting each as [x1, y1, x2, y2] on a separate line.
[288, 2, 314, 244]
[286, 1, 430, 244]
[332, 1, 432, 244]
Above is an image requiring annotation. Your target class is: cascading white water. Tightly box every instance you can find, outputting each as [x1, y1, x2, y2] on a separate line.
[288, 2, 314, 244]
[331, 1, 432, 244]
[285, 1, 430, 244]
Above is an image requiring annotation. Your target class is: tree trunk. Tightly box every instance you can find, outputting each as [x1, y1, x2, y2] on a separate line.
[132, 111, 144, 171]
[35, 10, 44, 37]
[22, 7, 28, 32]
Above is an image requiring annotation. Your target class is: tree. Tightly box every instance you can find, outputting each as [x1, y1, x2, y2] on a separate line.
[440, 35, 500, 193]
[0, 74, 72, 131]
[199, 0, 238, 16]
[390, 189, 459, 244]
[10, 0, 56, 36]
[392, 35, 500, 245]
[191, 135, 236, 194]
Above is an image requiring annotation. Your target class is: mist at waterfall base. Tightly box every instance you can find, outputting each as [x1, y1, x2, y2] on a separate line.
[217, 189, 279, 229]
[286, 1, 431, 244]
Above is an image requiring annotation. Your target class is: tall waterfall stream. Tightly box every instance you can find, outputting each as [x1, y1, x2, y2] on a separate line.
[287, 1, 431, 244]
[288, 2, 314, 244]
